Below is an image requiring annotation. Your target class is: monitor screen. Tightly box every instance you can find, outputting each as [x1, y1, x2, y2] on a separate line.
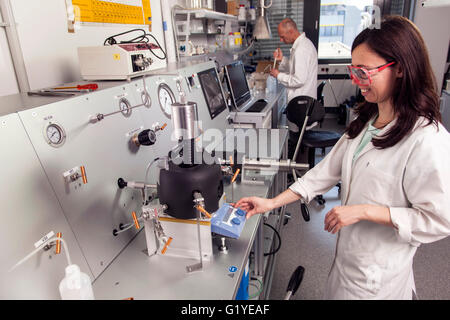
[197, 68, 227, 120]
[224, 61, 251, 110]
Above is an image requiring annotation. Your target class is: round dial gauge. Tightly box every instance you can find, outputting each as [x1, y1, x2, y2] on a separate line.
[45, 123, 66, 147]
[158, 83, 175, 119]
[119, 98, 132, 117]
[141, 91, 152, 108]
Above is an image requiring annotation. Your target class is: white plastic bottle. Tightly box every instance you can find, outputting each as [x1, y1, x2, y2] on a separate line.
[59, 264, 95, 300]
[238, 4, 246, 21]
[249, 6, 256, 21]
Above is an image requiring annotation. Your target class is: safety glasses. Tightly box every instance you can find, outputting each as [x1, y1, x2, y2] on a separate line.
[347, 61, 396, 86]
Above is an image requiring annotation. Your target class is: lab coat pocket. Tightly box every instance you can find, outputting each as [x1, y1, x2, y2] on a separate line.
[336, 250, 388, 297]
[358, 164, 398, 206]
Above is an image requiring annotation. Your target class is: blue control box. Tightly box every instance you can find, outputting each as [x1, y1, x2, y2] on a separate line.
[211, 203, 247, 239]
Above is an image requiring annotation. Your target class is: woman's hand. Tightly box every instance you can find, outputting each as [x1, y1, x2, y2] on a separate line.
[233, 197, 275, 220]
[324, 205, 366, 234]
[324, 204, 393, 234]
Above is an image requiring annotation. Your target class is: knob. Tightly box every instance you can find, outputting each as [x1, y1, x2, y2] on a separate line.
[231, 218, 241, 225]
[235, 209, 245, 217]
[118, 178, 128, 189]
[132, 129, 156, 147]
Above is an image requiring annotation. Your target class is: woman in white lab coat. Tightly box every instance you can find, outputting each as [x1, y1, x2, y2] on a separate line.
[234, 16, 450, 299]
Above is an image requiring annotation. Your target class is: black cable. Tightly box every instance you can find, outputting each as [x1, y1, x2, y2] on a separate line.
[144, 32, 167, 60]
[263, 222, 281, 256]
[103, 28, 146, 45]
[103, 29, 167, 60]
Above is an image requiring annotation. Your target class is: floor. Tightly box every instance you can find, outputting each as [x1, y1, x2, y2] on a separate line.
[265, 117, 450, 300]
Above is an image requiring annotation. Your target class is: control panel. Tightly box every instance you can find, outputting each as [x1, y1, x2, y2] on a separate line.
[211, 203, 247, 239]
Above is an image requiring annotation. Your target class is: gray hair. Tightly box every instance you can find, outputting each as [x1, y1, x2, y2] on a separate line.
[279, 18, 298, 31]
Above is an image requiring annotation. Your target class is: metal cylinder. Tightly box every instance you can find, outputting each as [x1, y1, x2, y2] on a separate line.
[243, 158, 309, 172]
[171, 101, 200, 141]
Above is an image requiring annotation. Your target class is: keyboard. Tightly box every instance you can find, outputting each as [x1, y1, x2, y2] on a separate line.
[246, 99, 268, 112]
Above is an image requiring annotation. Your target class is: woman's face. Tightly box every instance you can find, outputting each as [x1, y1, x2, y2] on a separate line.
[351, 43, 399, 104]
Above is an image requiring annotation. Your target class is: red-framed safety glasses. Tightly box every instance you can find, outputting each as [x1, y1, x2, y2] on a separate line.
[347, 61, 396, 86]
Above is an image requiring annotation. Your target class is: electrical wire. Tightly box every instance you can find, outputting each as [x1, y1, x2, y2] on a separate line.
[263, 222, 281, 256]
[248, 277, 264, 299]
[9, 237, 72, 272]
[103, 29, 167, 60]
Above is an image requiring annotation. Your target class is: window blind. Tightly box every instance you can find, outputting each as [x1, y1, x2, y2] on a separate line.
[254, 0, 304, 60]
[390, 0, 405, 15]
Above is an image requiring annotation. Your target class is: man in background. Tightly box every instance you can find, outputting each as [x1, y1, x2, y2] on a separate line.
[270, 18, 319, 157]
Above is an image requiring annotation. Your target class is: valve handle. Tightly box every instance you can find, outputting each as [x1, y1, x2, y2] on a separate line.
[196, 205, 212, 218]
[55, 232, 62, 254]
[131, 211, 140, 230]
[80, 166, 88, 184]
[161, 237, 173, 255]
[231, 168, 240, 183]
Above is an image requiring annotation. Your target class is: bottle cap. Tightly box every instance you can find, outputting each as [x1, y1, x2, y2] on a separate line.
[65, 264, 80, 276]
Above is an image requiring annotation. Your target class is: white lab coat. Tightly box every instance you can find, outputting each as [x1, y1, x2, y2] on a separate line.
[277, 33, 318, 102]
[277, 33, 318, 132]
[289, 116, 450, 299]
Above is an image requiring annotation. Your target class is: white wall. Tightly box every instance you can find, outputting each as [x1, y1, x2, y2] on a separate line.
[0, 0, 165, 95]
[0, 10, 19, 96]
[414, 1, 450, 93]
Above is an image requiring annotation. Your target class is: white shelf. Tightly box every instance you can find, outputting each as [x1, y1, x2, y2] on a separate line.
[174, 8, 238, 21]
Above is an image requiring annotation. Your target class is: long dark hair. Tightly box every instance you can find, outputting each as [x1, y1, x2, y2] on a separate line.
[346, 16, 441, 148]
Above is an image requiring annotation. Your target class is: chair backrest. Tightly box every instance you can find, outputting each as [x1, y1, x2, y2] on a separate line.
[286, 96, 316, 133]
[317, 81, 326, 105]
[286, 95, 325, 130]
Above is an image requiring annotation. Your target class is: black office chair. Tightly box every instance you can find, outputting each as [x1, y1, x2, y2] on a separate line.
[287, 94, 341, 207]
[316, 81, 327, 128]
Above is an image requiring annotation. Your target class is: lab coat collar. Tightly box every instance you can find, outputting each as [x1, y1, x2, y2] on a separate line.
[291, 33, 305, 51]
[342, 116, 398, 204]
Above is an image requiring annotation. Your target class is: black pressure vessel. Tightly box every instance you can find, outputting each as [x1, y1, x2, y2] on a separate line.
[157, 160, 224, 220]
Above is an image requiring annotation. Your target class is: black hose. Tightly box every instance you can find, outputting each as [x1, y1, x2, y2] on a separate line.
[263, 223, 281, 256]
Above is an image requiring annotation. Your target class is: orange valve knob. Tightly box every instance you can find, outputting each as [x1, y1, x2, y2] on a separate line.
[160, 123, 167, 130]
[196, 205, 212, 218]
[131, 211, 140, 230]
[231, 168, 241, 184]
[55, 232, 62, 254]
[161, 237, 173, 255]
[80, 166, 88, 184]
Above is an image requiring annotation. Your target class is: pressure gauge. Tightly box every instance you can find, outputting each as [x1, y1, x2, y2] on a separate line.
[158, 83, 175, 119]
[141, 90, 151, 108]
[119, 98, 132, 117]
[44, 122, 66, 147]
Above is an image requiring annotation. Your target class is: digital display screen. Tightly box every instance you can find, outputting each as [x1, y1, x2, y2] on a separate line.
[197, 68, 227, 120]
[225, 61, 251, 110]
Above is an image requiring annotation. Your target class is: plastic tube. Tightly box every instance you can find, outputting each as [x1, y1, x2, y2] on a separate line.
[9, 237, 72, 272]
[115, 217, 145, 235]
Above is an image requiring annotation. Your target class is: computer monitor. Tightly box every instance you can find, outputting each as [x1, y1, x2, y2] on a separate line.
[224, 61, 251, 111]
[197, 67, 228, 120]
